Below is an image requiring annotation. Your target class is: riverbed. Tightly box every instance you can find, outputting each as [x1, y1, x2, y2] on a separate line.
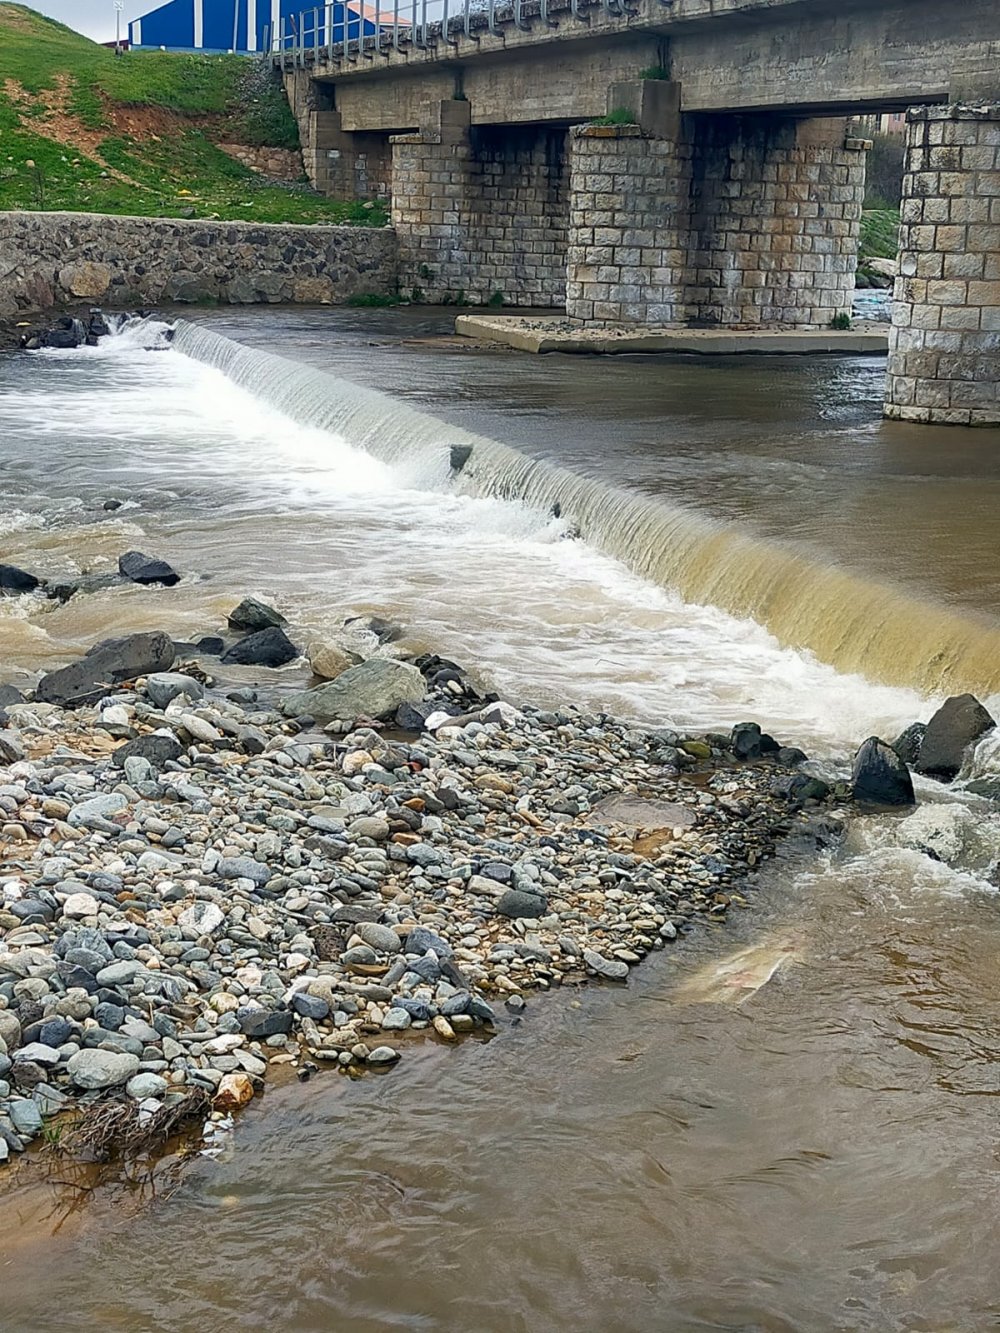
[2, 308, 1000, 1331]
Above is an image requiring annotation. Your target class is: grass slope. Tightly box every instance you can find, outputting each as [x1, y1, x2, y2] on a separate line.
[860, 209, 900, 263]
[0, 4, 386, 225]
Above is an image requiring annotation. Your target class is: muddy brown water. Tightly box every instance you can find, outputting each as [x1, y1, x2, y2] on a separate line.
[3, 309, 1000, 1331]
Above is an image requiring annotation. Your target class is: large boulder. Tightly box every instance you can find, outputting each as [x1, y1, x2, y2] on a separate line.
[59, 261, 112, 300]
[282, 658, 426, 722]
[0, 564, 41, 595]
[227, 598, 286, 633]
[35, 632, 175, 707]
[145, 672, 204, 710]
[119, 550, 180, 587]
[915, 695, 997, 783]
[221, 627, 299, 668]
[852, 736, 915, 806]
[46, 572, 124, 604]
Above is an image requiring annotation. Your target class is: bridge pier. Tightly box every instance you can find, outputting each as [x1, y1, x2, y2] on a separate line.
[285, 71, 390, 201]
[391, 102, 569, 306]
[566, 106, 866, 328]
[885, 104, 1000, 425]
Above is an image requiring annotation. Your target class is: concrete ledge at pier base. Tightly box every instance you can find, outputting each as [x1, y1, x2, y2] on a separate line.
[454, 315, 889, 356]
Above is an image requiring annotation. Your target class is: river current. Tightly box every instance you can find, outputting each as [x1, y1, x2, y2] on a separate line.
[3, 309, 1000, 1331]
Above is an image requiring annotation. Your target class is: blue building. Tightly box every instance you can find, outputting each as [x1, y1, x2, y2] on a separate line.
[129, 1, 384, 55]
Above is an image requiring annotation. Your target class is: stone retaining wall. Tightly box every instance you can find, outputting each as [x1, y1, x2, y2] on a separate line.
[216, 142, 305, 181]
[0, 211, 397, 318]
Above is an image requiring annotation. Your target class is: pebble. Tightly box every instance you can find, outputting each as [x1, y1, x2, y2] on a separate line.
[355, 922, 402, 954]
[583, 949, 630, 981]
[126, 1072, 169, 1100]
[178, 902, 226, 935]
[61, 892, 99, 919]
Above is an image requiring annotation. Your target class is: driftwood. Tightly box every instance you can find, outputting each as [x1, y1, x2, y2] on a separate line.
[58, 1087, 211, 1163]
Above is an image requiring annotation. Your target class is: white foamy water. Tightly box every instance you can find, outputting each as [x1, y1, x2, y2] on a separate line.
[0, 321, 973, 756]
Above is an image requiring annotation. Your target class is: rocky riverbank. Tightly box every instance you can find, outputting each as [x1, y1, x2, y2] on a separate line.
[0, 594, 840, 1169]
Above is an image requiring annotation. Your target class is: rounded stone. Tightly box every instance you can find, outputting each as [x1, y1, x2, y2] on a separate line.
[354, 922, 402, 954]
[67, 1048, 141, 1090]
[126, 1072, 168, 1100]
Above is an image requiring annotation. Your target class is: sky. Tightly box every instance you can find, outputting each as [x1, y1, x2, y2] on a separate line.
[20, 1, 152, 41]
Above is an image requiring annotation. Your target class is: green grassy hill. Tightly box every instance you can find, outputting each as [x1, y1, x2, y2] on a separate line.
[0, 4, 385, 225]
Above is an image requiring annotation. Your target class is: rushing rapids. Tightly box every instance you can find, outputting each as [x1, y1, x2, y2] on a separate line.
[173, 319, 1000, 700]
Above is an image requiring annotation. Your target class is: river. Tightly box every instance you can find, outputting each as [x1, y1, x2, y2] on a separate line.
[2, 308, 1000, 1331]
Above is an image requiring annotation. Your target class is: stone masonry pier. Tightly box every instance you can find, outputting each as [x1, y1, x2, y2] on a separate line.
[885, 104, 1000, 425]
[567, 112, 866, 327]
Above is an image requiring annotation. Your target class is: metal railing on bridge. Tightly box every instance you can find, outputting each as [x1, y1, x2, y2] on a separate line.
[266, 0, 646, 68]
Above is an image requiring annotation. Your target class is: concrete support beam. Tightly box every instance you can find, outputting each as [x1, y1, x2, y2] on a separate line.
[607, 80, 681, 140]
[283, 68, 390, 201]
[302, 110, 391, 201]
[885, 103, 1000, 426]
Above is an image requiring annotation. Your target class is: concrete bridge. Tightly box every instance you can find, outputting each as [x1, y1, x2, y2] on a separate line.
[279, 0, 1000, 424]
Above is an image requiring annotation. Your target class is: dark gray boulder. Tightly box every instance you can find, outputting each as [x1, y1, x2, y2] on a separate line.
[35, 632, 176, 707]
[777, 746, 809, 767]
[731, 722, 780, 760]
[788, 774, 831, 803]
[112, 734, 184, 770]
[227, 598, 286, 632]
[118, 550, 180, 587]
[892, 722, 927, 767]
[344, 615, 403, 644]
[496, 889, 548, 919]
[0, 565, 41, 595]
[915, 695, 996, 783]
[852, 737, 915, 806]
[221, 627, 299, 668]
[404, 926, 454, 959]
[290, 992, 329, 1021]
[396, 699, 459, 730]
[237, 1007, 293, 1038]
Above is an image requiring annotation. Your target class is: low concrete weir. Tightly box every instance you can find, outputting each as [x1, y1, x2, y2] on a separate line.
[172, 318, 1000, 694]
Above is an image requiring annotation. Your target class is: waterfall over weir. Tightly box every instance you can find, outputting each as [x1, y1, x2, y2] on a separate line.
[172, 320, 1000, 700]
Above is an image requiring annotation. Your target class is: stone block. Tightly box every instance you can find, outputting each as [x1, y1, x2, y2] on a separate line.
[941, 252, 983, 280]
[967, 280, 1000, 306]
[926, 279, 967, 305]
